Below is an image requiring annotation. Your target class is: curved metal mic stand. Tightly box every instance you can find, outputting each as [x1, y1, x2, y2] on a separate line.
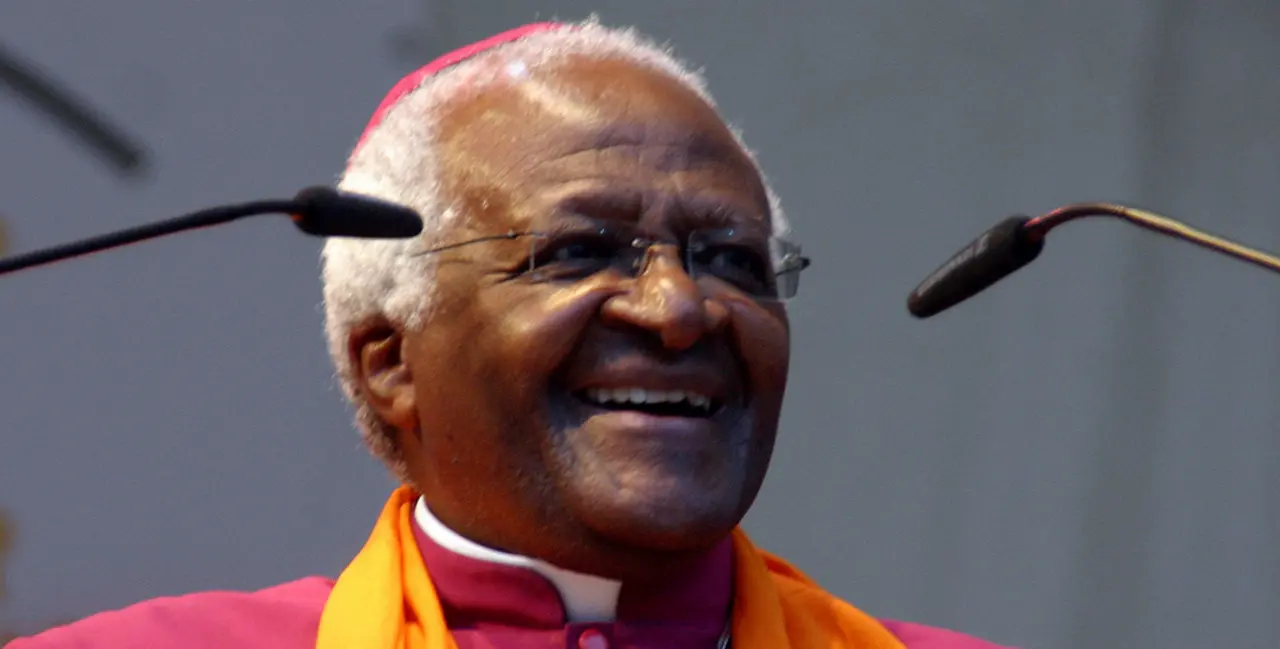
[0, 41, 149, 176]
[1025, 203, 1280, 276]
[0, 40, 152, 255]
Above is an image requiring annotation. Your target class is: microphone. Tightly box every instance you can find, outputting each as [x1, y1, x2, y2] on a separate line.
[906, 202, 1280, 318]
[0, 187, 423, 277]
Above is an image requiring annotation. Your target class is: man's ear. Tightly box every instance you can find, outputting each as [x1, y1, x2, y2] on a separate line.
[348, 317, 418, 434]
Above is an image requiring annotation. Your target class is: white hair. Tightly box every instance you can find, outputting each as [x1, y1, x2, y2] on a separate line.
[322, 19, 791, 478]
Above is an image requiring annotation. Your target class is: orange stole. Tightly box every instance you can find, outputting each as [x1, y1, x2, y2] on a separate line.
[316, 487, 906, 649]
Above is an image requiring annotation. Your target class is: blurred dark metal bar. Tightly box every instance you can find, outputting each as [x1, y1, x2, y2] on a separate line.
[0, 41, 149, 176]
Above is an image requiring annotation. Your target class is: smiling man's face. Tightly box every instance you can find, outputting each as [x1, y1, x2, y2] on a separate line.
[354, 55, 791, 579]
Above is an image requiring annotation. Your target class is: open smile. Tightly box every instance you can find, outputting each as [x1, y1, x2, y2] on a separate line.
[573, 386, 722, 418]
[554, 353, 747, 438]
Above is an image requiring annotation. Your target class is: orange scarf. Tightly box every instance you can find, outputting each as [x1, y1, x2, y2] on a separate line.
[316, 487, 906, 649]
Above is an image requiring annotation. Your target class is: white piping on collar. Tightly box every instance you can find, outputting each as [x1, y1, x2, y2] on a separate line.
[414, 496, 622, 622]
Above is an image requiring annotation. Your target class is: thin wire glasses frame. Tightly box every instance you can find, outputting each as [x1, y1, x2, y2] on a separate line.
[411, 225, 812, 301]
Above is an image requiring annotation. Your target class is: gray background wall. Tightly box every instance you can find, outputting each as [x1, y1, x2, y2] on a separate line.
[2, 2, 1277, 648]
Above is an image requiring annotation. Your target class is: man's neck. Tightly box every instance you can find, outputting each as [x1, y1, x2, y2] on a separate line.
[413, 496, 623, 622]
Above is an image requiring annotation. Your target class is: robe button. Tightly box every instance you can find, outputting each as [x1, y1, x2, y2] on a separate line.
[577, 628, 609, 649]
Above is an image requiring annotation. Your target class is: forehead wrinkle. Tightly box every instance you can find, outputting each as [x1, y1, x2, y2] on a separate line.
[556, 122, 753, 171]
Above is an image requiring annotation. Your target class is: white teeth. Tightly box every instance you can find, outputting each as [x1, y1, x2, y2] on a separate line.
[583, 387, 714, 412]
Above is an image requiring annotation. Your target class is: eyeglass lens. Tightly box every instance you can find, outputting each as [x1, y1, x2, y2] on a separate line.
[522, 225, 803, 299]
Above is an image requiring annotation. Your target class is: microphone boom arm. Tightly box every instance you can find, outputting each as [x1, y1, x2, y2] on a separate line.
[1025, 203, 1280, 276]
[0, 200, 296, 276]
[0, 187, 425, 277]
[907, 202, 1280, 318]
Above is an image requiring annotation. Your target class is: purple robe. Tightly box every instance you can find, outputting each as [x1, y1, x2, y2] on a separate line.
[8, 525, 1014, 649]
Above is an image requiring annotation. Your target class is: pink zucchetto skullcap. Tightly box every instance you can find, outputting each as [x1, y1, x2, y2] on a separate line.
[352, 22, 564, 155]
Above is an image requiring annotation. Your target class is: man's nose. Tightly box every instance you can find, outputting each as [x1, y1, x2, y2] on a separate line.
[599, 247, 729, 350]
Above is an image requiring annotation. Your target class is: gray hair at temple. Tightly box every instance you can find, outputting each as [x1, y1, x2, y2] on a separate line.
[321, 19, 791, 480]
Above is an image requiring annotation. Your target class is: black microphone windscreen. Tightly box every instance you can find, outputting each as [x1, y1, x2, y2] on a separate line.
[291, 187, 423, 239]
[907, 216, 1044, 318]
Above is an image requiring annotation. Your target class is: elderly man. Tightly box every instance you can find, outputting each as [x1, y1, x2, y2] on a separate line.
[11, 21, 1012, 649]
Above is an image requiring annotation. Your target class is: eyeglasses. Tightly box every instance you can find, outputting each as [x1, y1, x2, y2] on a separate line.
[412, 223, 812, 301]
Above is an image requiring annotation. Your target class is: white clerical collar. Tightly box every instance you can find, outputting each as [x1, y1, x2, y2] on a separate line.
[414, 496, 623, 622]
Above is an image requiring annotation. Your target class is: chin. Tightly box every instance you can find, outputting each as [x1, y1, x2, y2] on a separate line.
[569, 478, 751, 552]
[544, 396, 775, 554]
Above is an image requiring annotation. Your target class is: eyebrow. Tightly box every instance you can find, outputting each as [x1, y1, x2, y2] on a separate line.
[549, 187, 772, 237]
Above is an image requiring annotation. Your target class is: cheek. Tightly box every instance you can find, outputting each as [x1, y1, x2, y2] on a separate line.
[723, 301, 788, 489]
[407, 284, 612, 464]
[489, 283, 616, 376]
[405, 281, 516, 435]
[726, 299, 791, 398]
